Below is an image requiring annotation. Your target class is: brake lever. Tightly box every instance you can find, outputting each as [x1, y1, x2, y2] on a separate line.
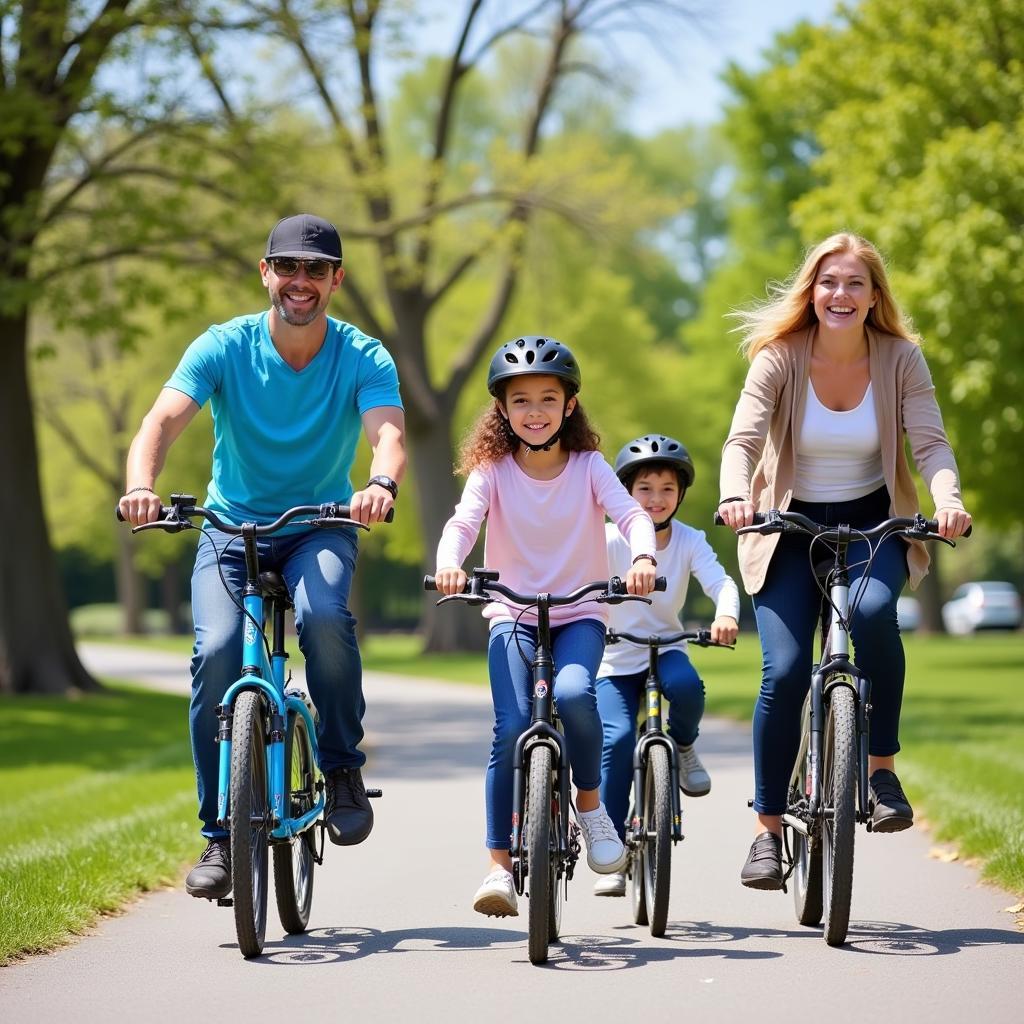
[309, 517, 370, 532]
[600, 594, 653, 606]
[436, 594, 489, 606]
[132, 519, 193, 535]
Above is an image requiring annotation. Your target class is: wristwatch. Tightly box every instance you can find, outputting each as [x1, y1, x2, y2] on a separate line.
[366, 474, 399, 499]
[632, 553, 657, 567]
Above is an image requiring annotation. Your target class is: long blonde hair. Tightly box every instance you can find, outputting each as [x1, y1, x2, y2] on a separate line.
[732, 233, 920, 360]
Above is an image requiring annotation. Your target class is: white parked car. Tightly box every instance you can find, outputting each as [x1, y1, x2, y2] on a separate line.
[896, 596, 921, 632]
[941, 581, 1023, 635]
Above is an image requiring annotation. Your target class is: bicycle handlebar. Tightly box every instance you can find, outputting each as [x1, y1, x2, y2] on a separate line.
[423, 568, 667, 608]
[713, 509, 970, 544]
[117, 493, 394, 535]
[606, 627, 734, 650]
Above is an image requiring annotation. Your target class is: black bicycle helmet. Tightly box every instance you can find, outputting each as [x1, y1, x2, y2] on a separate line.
[486, 335, 581, 397]
[614, 434, 695, 489]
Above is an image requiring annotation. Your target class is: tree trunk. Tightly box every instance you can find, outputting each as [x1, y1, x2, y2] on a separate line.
[0, 309, 99, 694]
[917, 546, 945, 634]
[115, 522, 146, 634]
[408, 413, 488, 653]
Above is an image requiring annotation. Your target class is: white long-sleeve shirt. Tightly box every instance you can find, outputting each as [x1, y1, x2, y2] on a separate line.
[598, 520, 741, 677]
[435, 450, 656, 626]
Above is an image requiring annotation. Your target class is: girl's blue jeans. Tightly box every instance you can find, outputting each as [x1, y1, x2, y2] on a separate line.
[190, 526, 362, 837]
[597, 650, 705, 841]
[751, 485, 909, 815]
[485, 617, 606, 850]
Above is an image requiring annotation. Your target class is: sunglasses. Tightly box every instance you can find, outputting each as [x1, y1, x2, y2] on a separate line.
[267, 257, 339, 280]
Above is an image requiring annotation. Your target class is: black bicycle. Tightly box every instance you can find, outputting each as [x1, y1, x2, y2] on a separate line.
[120, 493, 389, 957]
[605, 627, 733, 937]
[718, 509, 967, 946]
[424, 568, 664, 965]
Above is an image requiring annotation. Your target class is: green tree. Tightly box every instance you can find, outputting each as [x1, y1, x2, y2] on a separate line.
[1, 1, 272, 692]
[187, 0, 704, 650]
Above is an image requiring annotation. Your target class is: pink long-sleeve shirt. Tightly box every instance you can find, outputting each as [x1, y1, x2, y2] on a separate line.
[435, 450, 657, 626]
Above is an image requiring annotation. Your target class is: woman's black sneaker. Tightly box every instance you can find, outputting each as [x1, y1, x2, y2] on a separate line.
[184, 837, 231, 899]
[740, 831, 783, 890]
[869, 769, 914, 832]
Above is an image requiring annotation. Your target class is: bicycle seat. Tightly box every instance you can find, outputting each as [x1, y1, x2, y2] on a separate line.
[260, 571, 294, 609]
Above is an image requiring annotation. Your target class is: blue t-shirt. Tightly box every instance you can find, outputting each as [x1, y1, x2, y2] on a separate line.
[166, 311, 402, 525]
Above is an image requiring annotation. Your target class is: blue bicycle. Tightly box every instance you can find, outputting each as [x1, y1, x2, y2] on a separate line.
[120, 492, 389, 958]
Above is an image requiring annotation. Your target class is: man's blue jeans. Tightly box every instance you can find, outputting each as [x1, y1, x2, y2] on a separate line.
[597, 649, 705, 841]
[751, 486, 908, 815]
[190, 526, 362, 837]
[485, 618, 606, 850]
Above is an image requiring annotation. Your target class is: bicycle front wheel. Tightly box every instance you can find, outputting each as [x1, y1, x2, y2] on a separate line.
[790, 694, 823, 926]
[642, 744, 672, 937]
[230, 690, 270, 958]
[822, 684, 856, 946]
[525, 744, 555, 965]
[273, 710, 316, 934]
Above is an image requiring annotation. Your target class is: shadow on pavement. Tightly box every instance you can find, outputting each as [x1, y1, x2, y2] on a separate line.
[656, 918, 1024, 956]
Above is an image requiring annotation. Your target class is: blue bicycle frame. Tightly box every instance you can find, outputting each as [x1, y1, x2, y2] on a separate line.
[214, 583, 325, 842]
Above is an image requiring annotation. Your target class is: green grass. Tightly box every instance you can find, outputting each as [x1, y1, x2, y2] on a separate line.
[0, 684, 200, 965]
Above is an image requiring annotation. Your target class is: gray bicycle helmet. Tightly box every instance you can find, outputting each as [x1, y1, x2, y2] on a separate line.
[486, 335, 581, 397]
[614, 434, 695, 489]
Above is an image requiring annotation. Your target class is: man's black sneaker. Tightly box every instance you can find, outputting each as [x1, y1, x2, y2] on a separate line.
[184, 837, 231, 899]
[740, 831, 784, 890]
[324, 767, 374, 846]
[869, 769, 914, 833]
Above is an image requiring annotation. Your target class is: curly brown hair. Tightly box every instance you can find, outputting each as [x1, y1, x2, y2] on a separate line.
[455, 388, 601, 475]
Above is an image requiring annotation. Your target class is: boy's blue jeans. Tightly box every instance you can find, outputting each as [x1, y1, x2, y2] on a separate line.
[597, 649, 705, 841]
[189, 527, 362, 837]
[485, 618, 606, 850]
[751, 486, 908, 815]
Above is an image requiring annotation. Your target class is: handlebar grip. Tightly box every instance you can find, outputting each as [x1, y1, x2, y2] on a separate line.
[654, 576, 667, 592]
[116, 506, 125, 522]
[714, 511, 767, 526]
[423, 575, 437, 591]
[383, 507, 395, 524]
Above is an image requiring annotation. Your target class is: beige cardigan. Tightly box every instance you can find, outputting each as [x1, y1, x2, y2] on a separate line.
[720, 326, 964, 595]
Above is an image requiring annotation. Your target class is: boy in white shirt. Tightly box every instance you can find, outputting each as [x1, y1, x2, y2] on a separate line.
[594, 435, 740, 896]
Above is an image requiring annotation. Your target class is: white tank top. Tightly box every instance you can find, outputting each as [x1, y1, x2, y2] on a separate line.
[794, 380, 885, 502]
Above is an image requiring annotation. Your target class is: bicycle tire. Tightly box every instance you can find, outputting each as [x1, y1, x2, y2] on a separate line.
[548, 787, 563, 943]
[629, 800, 648, 925]
[230, 690, 270, 958]
[273, 710, 316, 934]
[525, 744, 554, 965]
[790, 695, 823, 926]
[822, 684, 856, 946]
[642, 744, 672, 937]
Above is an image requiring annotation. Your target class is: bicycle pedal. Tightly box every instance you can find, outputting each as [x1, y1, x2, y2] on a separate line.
[366, 788, 383, 798]
[216, 897, 234, 908]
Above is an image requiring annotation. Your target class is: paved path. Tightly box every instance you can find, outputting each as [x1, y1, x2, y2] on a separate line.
[1, 644, 1020, 1022]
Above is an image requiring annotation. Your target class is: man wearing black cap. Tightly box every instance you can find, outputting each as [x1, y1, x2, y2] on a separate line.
[119, 214, 406, 900]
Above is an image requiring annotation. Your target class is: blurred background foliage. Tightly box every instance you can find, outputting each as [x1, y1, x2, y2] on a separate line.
[6, 0, 1021, 659]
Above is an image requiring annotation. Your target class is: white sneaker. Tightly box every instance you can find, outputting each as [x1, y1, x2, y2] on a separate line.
[678, 743, 711, 797]
[577, 803, 628, 873]
[472, 868, 518, 917]
[593, 871, 626, 897]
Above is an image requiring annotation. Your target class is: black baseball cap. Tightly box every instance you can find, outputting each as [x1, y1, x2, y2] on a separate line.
[265, 214, 342, 261]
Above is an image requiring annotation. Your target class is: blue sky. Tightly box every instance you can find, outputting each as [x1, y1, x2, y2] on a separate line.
[411, 0, 835, 134]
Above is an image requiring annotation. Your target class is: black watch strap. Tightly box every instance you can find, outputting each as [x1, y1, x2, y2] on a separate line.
[366, 474, 399, 499]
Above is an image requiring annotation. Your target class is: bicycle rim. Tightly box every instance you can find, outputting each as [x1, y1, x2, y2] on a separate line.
[273, 711, 316, 934]
[230, 690, 270, 958]
[822, 685, 856, 946]
[642, 745, 672, 937]
[526, 745, 554, 965]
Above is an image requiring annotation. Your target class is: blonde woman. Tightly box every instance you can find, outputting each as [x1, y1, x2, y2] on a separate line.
[718, 233, 971, 890]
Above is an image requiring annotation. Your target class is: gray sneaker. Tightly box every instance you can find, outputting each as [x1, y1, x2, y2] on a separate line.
[678, 743, 711, 797]
[184, 837, 231, 899]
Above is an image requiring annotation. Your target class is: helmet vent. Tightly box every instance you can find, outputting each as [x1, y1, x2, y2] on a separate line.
[525, 350, 535, 364]
[541, 349, 558, 362]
